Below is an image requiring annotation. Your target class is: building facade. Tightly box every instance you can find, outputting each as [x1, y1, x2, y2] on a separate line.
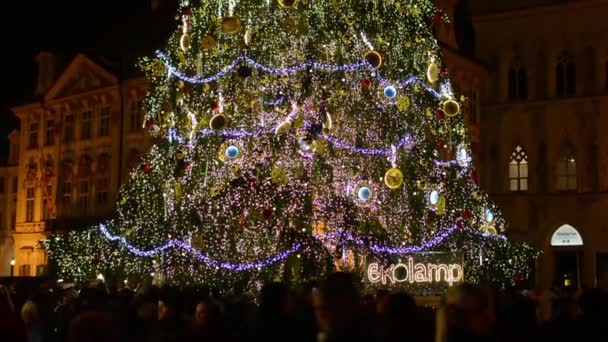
[0, 130, 19, 276]
[6, 52, 154, 277]
[472, 0, 608, 289]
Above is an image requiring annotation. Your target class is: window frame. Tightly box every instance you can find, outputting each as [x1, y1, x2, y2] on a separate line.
[99, 106, 111, 137]
[25, 187, 35, 222]
[45, 119, 55, 146]
[509, 145, 529, 192]
[64, 114, 75, 143]
[28, 122, 39, 149]
[80, 110, 92, 140]
[557, 150, 577, 191]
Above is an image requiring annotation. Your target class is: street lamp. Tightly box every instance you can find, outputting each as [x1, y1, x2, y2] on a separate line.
[10, 258, 15, 277]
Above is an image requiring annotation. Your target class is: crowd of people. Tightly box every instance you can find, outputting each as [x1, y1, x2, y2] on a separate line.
[1, 273, 607, 342]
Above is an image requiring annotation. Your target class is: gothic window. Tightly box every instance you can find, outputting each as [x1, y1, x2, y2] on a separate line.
[509, 145, 528, 191]
[557, 52, 576, 97]
[558, 146, 577, 191]
[508, 57, 528, 100]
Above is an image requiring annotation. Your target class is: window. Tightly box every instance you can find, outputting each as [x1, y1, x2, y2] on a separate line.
[42, 185, 52, 220]
[0, 176, 4, 194]
[78, 180, 89, 213]
[12, 177, 18, 193]
[28, 122, 39, 149]
[129, 100, 144, 132]
[26, 187, 35, 222]
[80, 111, 92, 140]
[557, 52, 576, 97]
[45, 120, 55, 146]
[96, 177, 109, 205]
[558, 147, 577, 191]
[36, 265, 47, 276]
[19, 264, 31, 276]
[62, 179, 72, 206]
[64, 114, 74, 143]
[508, 58, 528, 100]
[509, 145, 528, 191]
[99, 106, 111, 136]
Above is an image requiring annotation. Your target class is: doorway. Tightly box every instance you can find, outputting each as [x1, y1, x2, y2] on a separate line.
[553, 250, 581, 289]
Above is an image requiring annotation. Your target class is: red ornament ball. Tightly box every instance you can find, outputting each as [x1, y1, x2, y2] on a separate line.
[469, 170, 478, 183]
[182, 162, 190, 171]
[145, 120, 154, 129]
[361, 79, 372, 89]
[262, 207, 273, 219]
[142, 163, 151, 174]
[514, 273, 525, 283]
[212, 103, 221, 112]
[436, 110, 445, 120]
[462, 209, 472, 220]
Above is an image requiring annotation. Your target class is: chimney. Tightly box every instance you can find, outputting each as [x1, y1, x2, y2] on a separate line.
[35, 51, 57, 96]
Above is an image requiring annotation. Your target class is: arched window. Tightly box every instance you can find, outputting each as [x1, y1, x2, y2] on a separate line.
[558, 146, 577, 191]
[508, 57, 528, 100]
[509, 145, 528, 191]
[557, 52, 576, 97]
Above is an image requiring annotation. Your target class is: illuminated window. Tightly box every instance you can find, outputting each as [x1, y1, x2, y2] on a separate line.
[509, 145, 528, 191]
[558, 147, 577, 191]
[80, 111, 92, 140]
[508, 57, 528, 100]
[99, 106, 110, 137]
[25, 187, 35, 222]
[45, 120, 55, 146]
[28, 122, 39, 149]
[557, 52, 576, 97]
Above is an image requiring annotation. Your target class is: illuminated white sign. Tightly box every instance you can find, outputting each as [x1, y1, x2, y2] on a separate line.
[551, 224, 583, 247]
[367, 255, 464, 287]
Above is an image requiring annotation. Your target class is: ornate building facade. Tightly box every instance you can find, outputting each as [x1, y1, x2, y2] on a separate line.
[5, 52, 154, 276]
[472, 0, 608, 288]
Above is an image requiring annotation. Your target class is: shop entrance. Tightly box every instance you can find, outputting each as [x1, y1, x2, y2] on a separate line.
[550, 225, 583, 289]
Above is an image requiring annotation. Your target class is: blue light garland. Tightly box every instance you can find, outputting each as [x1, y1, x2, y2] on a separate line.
[97, 223, 505, 271]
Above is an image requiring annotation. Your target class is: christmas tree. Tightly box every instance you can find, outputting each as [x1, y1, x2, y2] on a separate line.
[46, 0, 538, 291]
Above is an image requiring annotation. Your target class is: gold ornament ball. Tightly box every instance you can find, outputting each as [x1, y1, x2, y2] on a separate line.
[427, 62, 439, 83]
[397, 97, 411, 111]
[278, 0, 298, 8]
[416, 180, 426, 190]
[364, 50, 383, 69]
[176, 80, 185, 89]
[275, 120, 292, 135]
[221, 16, 241, 34]
[384, 168, 404, 189]
[209, 114, 228, 130]
[442, 99, 461, 117]
[201, 35, 217, 50]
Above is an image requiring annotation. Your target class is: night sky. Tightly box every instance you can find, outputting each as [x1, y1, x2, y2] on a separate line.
[0, 0, 176, 163]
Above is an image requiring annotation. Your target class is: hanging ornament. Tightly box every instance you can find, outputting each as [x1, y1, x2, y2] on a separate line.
[442, 99, 461, 117]
[298, 136, 315, 153]
[437, 195, 446, 216]
[278, 0, 298, 8]
[221, 16, 241, 34]
[141, 163, 151, 174]
[225, 145, 241, 160]
[323, 112, 333, 134]
[275, 120, 292, 135]
[180, 32, 191, 51]
[211, 102, 221, 112]
[356, 185, 373, 203]
[428, 190, 440, 206]
[383, 85, 398, 99]
[480, 225, 498, 235]
[345, 16, 355, 26]
[176, 147, 186, 160]
[416, 180, 426, 190]
[435, 110, 445, 120]
[397, 96, 411, 111]
[427, 62, 439, 83]
[473, 191, 482, 201]
[384, 168, 404, 189]
[462, 208, 472, 220]
[361, 79, 372, 89]
[209, 114, 228, 130]
[201, 35, 217, 50]
[364, 50, 383, 69]
[485, 209, 494, 223]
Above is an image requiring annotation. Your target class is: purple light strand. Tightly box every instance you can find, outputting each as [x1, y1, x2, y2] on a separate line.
[98, 223, 505, 271]
[156, 51, 444, 99]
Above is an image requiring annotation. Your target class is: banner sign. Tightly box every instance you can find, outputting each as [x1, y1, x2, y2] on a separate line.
[365, 252, 464, 294]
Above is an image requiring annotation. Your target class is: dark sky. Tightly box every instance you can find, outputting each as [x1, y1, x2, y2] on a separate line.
[0, 0, 176, 164]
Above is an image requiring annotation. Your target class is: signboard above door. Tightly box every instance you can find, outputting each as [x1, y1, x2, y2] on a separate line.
[551, 224, 583, 247]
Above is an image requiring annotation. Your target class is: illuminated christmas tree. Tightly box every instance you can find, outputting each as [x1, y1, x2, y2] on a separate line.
[46, 0, 538, 290]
